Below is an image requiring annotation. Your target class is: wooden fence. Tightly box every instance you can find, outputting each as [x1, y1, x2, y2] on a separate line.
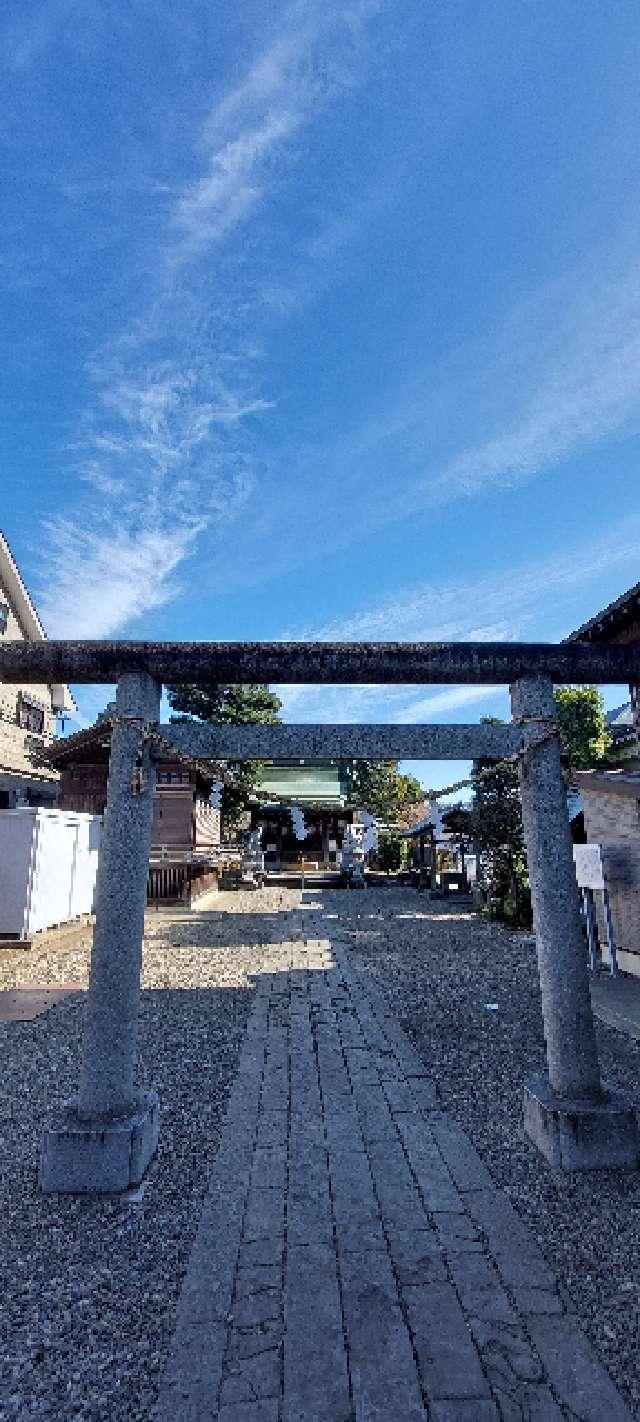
[147, 859, 220, 907]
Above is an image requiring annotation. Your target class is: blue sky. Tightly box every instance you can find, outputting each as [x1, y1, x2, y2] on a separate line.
[3, 0, 640, 793]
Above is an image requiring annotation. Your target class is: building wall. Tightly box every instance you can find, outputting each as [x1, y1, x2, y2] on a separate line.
[582, 788, 640, 966]
[151, 783, 194, 853]
[153, 766, 220, 854]
[59, 763, 108, 816]
[150, 789, 220, 854]
[61, 760, 221, 856]
[0, 575, 59, 802]
[582, 790, 639, 845]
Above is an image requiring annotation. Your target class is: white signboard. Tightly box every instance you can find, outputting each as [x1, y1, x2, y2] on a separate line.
[573, 843, 605, 892]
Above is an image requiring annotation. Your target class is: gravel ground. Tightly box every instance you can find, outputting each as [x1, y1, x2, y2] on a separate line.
[0, 887, 302, 1422]
[334, 887, 640, 1417]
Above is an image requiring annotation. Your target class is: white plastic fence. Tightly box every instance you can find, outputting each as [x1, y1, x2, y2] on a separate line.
[0, 807, 101, 938]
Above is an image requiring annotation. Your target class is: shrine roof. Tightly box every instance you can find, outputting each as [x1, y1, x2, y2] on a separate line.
[253, 762, 348, 808]
[43, 722, 112, 764]
[43, 719, 216, 778]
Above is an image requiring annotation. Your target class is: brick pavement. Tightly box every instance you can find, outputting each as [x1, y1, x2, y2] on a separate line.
[154, 899, 633, 1422]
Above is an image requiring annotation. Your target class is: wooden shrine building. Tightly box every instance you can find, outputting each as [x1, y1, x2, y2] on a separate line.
[46, 721, 221, 859]
[249, 761, 355, 869]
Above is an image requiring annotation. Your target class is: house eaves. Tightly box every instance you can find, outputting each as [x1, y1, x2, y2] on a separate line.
[0, 530, 76, 714]
[565, 581, 640, 645]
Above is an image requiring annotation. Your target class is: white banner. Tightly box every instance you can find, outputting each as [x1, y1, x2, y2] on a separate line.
[290, 807, 308, 842]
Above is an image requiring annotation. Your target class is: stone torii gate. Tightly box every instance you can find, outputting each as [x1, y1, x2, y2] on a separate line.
[1, 638, 639, 1191]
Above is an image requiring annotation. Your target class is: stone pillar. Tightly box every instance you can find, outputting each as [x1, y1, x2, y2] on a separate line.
[511, 677, 638, 1169]
[40, 672, 162, 1193]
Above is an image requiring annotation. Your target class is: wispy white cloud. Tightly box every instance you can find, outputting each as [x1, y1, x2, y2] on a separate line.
[294, 522, 640, 646]
[427, 260, 640, 503]
[50, 352, 262, 634]
[37, 1, 384, 636]
[170, 4, 382, 263]
[81, 365, 273, 474]
[274, 519, 640, 725]
[33, 2, 640, 643]
[257, 178, 397, 318]
[173, 109, 301, 261]
[39, 519, 204, 639]
[276, 680, 494, 726]
[193, 224, 640, 598]
[330, 236, 640, 516]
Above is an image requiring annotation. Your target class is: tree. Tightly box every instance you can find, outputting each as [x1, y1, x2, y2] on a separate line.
[553, 685, 611, 770]
[345, 760, 423, 824]
[470, 718, 530, 926]
[375, 832, 403, 875]
[464, 689, 610, 925]
[166, 681, 282, 834]
[167, 683, 282, 726]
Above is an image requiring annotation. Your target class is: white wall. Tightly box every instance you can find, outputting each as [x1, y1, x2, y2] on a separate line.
[0, 808, 101, 937]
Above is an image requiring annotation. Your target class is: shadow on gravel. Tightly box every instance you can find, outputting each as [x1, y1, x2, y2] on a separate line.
[148, 909, 311, 950]
[0, 980, 255, 1422]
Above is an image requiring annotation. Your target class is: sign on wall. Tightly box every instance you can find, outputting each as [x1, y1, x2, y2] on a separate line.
[573, 843, 605, 892]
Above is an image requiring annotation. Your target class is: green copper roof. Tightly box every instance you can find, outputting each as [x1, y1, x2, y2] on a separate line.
[254, 762, 348, 807]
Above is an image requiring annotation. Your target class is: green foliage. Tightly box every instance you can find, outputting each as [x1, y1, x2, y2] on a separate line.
[469, 690, 609, 922]
[375, 832, 404, 874]
[345, 760, 423, 823]
[553, 685, 611, 769]
[470, 719, 530, 927]
[167, 681, 282, 833]
[167, 682, 282, 725]
[410, 689, 610, 925]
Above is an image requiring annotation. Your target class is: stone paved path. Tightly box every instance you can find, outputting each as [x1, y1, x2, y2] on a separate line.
[154, 899, 633, 1422]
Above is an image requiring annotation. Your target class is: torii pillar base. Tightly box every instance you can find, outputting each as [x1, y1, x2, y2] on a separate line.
[524, 1075, 639, 1171]
[39, 1090, 159, 1194]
